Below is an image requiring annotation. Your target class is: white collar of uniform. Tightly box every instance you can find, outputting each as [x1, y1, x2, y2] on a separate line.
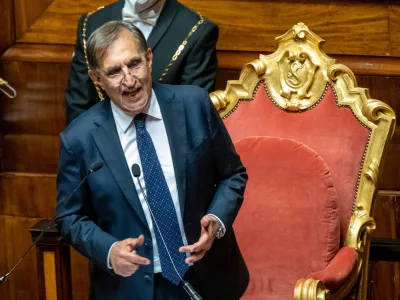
[122, 0, 166, 26]
[111, 88, 162, 134]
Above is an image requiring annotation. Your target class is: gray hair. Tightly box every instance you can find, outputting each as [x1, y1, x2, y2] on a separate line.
[86, 20, 148, 71]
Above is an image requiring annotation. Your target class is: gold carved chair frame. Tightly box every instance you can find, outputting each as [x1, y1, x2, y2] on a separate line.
[211, 23, 396, 300]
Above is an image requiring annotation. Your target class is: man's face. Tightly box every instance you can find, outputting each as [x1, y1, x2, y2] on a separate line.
[89, 29, 153, 116]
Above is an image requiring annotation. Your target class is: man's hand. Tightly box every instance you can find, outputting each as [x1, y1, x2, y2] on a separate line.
[109, 235, 150, 277]
[179, 215, 220, 264]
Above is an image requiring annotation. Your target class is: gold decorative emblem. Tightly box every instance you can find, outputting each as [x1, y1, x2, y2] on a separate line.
[278, 50, 318, 110]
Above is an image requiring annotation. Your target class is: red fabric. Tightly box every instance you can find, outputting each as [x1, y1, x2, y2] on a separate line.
[225, 84, 370, 238]
[234, 137, 340, 300]
[308, 246, 358, 292]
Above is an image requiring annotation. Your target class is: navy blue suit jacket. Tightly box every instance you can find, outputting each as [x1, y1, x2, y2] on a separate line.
[56, 83, 249, 300]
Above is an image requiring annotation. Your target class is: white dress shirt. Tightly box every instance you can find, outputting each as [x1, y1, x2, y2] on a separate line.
[108, 90, 189, 272]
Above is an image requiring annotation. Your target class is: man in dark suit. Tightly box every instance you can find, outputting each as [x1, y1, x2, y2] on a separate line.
[65, 0, 218, 125]
[56, 21, 248, 300]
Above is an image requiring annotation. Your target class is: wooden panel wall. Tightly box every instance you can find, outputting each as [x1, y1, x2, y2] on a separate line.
[1, 1, 400, 300]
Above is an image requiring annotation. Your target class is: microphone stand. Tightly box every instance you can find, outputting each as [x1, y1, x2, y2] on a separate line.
[0, 161, 104, 285]
[131, 164, 203, 300]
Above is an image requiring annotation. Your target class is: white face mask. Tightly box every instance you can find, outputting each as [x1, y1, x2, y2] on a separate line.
[123, 0, 166, 26]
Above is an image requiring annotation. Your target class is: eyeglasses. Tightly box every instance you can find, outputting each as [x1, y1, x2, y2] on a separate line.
[100, 62, 146, 85]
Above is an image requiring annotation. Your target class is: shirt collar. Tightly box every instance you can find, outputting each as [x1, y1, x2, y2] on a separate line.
[111, 88, 162, 133]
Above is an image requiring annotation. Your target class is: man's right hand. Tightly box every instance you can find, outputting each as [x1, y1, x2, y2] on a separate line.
[109, 235, 151, 277]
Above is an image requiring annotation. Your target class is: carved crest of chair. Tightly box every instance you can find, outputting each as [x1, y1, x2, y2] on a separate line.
[211, 23, 396, 300]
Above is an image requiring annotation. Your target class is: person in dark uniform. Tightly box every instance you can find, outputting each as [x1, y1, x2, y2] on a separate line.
[65, 0, 218, 124]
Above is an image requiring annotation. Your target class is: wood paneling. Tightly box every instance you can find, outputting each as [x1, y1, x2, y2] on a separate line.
[0, 173, 56, 218]
[17, 0, 114, 44]
[0, 0, 15, 56]
[389, 3, 400, 57]
[0, 60, 67, 135]
[14, 0, 53, 40]
[8, 0, 400, 58]
[181, 0, 392, 56]
[0, 216, 40, 300]
[2, 135, 59, 173]
[70, 250, 90, 300]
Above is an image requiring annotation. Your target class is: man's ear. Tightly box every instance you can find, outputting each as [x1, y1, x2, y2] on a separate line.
[88, 69, 104, 89]
[146, 48, 153, 72]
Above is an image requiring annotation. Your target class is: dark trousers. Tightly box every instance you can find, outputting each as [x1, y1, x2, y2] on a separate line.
[154, 267, 204, 300]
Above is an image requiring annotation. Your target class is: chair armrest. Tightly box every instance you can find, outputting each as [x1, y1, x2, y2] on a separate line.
[307, 246, 358, 292]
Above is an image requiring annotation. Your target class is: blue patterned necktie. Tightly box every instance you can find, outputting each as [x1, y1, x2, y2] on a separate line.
[134, 113, 189, 285]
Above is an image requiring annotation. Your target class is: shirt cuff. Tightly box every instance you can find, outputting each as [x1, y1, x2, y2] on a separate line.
[107, 241, 118, 269]
[207, 214, 226, 238]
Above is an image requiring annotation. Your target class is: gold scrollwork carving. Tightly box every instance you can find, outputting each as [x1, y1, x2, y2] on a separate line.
[347, 204, 376, 252]
[277, 50, 319, 111]
[210, 90, 228, 111]
[292, 22, 309, 39]
[362, 99, 396, 122]
[294, 278, 330, 300]
[327, 64, 357, 85]
[245, 59, 267, 75]
[365, 158, 380, 185]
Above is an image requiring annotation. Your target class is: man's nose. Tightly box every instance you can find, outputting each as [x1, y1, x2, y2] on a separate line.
[123, 73, 136, 86]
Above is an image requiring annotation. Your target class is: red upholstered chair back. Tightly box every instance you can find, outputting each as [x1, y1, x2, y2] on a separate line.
[225, 83, 368, 239]
[234, 136, 340, 300]
[210, 23, 396, 299]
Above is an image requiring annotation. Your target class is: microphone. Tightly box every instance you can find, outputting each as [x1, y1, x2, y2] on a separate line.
[0, 161, 104, 285]
[131, 164, 203, 300]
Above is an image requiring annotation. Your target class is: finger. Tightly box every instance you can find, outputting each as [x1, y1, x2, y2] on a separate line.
[185, 250, 206, 264]
[189, 232, 211, 253]
[200, 216, 212, 228]
[127, 235, 145, 249]
[125, 252, 151, 265]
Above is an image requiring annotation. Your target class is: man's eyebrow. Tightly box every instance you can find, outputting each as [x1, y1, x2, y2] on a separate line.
[126, 56, 142, 65]
[104, 66, 121, 75]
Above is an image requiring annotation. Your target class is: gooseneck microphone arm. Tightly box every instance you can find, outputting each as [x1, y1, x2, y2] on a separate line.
[131, 164, 203, 300]
[0, 161, 104, 285]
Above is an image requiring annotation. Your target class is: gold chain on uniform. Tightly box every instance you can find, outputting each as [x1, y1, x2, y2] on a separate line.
[158, 14, 204, 82]
[82, 7, 205, 100]
[82, 6, 105, 100]
[0, 78, 7, 85]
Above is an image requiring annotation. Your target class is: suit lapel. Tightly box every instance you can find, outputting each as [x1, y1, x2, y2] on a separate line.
[153, 84, 187, 217]
[147, 0, 178, 50]
[91, 101, 148, 227]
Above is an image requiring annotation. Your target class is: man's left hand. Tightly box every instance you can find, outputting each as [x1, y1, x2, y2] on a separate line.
[179, 215, 220, 264]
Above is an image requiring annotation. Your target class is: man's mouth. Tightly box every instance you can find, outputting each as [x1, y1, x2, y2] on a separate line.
[123, 86, 141, 97]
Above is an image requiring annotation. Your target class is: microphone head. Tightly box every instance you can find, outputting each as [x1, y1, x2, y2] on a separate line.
[89, 161, 104, 173]
[0, 274, 9, 285]
[131, 164, 141, 178]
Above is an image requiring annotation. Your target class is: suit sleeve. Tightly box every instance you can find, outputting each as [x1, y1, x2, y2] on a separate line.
[55, 135, 118, 270]
[65, 14, 97, 125]
[180, 21, 219, 93]
[203, 89, 248, 229]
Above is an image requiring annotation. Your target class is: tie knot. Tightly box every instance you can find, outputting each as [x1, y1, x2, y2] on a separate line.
[134, 113, 147, 128]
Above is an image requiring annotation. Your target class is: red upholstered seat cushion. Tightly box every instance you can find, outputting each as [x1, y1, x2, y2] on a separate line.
[234, 137, 340, 300]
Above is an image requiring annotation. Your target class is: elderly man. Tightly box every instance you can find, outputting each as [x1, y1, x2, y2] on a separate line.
[56, 21, 248, 300]
[65, 0, 218, 125]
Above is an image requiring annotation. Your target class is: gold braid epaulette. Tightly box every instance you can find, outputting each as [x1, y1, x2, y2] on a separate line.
[158, 13, 205, 82]
[82, 6, 105, 101]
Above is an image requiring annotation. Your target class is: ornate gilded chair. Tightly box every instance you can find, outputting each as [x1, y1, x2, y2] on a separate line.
[211, 23, 396, 300]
